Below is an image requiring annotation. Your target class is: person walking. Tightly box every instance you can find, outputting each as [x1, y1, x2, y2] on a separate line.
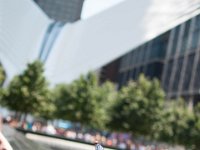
[95, 140, 104, 150]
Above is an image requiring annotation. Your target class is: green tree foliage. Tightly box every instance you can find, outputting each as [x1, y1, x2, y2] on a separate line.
[108, 74, 165, 136]
[54, 72, 116, 129]
[93, 81, 117, 129]
[3, 60, 51, 118]
[34, 90, 56, 120]
[0, 65, 6, 102]
[190, 103, 200, 149]
[156, 100, 193, 144]
[155, 99, 200, 150]
[0, 65, 6, 87]
[53, 83, 73, 119]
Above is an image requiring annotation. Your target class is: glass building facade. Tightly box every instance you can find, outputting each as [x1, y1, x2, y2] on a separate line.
[116, 31, 170, 88]
[100, 14, 200, 105]
[33, 0, 84, 23]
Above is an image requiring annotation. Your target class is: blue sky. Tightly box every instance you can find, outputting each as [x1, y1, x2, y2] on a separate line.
[81, 0, 125, 19]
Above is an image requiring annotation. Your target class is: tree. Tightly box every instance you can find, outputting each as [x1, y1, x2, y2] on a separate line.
[156, 99, 193, 144]
[0, 65, 6, 87]
[34, 90, 56, 120]
[54, 72, 116, 129]
[153, 98, 200, 150]
[91, 81, 117, 129]
[0, 65, 6, 102]
[185, 103, 200, 150]
[3, 60, 51, 120]
[53, 83, 73, 120]
[108, 74, 165, 136]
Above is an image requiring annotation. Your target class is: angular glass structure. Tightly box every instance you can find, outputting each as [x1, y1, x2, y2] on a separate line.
[101, 13, 200, 105]
[33, 0, 84, 23]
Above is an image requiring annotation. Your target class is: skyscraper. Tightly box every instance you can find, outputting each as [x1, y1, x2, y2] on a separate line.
[33, 0, 84, 23]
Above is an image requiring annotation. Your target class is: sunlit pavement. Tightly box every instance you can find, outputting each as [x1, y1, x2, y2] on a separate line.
[3, 125, 184, 150]
[3, 125, 114, 150]
[26, 133, 114, 150]
[3, 125, 50, 150]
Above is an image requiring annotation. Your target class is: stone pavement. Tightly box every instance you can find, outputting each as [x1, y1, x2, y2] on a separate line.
[26, 133, 114, 150]
[26, 133, 94, 150]
[2, 125, 50, 150]
[2, 125, 114, 150]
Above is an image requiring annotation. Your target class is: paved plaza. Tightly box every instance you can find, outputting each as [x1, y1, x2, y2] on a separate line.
[3, 125, 114, 150]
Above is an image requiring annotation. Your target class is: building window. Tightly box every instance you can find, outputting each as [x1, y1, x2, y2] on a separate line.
[193, 53, 200, 90]
[126, 70, 131, 82]
[159, 32, 170, 59]
[138, 66, 144, 76]
[141, 43, 148, 62]
[130, 50, 136, 67]
[180, 20, 191, 55]
[134, 49, 139, 65]
[119, 56, 126, 71]
[182, 54, 195, 91]
[170, 26, 180, 57]
[190, 30, 200, 51]
[121, 72, 128, 87]
[119, 53, 131, 70]
[118, 73, 124, 88]
[163, 60, 174, 92]
[149, 40, 156, 60]
[145, 62, 163, 79]
[190, 15, 200, 51]
[131, 68, 137, 80]
[149, 32, 169, 61]
[172, 57, 183, 92]
[125, 53, 132, 69]
[137, 46, 143, 65]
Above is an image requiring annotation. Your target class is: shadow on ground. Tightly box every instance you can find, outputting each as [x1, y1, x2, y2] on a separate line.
[3, 125, 71, 150]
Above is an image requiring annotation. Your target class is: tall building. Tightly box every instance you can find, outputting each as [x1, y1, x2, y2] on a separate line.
[100, 14, 200, 106]
[33, 0, 84, 23]
[2, 0, 200, 86]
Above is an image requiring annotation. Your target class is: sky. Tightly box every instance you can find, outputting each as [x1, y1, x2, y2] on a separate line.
[81, 0, 125, 19]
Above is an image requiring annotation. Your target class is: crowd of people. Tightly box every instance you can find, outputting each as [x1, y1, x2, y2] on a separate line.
[3, 116, 181, 150]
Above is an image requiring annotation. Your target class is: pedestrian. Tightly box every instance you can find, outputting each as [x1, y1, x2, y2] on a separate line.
[95, 140, 104, 150]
